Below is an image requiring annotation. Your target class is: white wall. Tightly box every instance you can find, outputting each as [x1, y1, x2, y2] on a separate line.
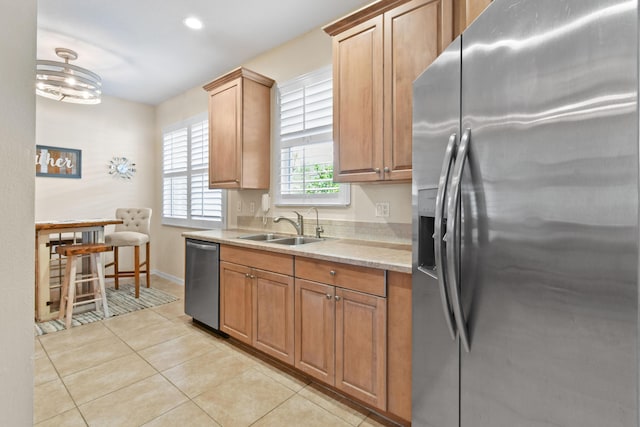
[35, 96, 155, 221]
[153, 28, 412, 280]
[0, 0, 36, 423]
[35, 95, 156, 271]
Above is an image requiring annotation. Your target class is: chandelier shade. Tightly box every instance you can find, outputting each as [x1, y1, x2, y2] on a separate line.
[36, 48, 102, 104]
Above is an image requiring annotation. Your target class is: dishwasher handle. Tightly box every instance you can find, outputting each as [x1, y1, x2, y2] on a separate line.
[186, 240, 219, 252]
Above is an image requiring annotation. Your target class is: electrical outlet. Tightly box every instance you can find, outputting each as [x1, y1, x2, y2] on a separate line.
[375, 202, 390, 218]
[249, 201, 256, 214]
[236, 200, 242, 213]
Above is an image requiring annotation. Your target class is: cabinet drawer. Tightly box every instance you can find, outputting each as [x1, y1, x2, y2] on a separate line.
[295, 257, 385, 297]
[221, 245, 293, 275]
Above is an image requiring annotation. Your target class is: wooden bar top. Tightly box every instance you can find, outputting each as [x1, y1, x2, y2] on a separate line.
[36, 218, 123, 231]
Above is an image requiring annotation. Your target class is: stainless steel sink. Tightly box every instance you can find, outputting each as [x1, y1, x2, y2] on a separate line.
[268, 236, 324, 246]
[237, 233, 288, 241]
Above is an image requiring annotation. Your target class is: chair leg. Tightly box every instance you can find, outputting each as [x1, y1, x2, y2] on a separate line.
[58, 256, 73, 321]
[65, 260, 77, 329]
[145, 241, 151, 288]
[134, 245, 140, 298]
[90, 254, 99, 312]
[94, 253, 110, 318]
[113, 247, 119, 290]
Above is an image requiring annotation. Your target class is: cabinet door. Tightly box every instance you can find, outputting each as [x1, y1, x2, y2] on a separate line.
[384, 0, 453, 181]
[208, 78, 242, 188]
[294, 279, 335, 384]
[219, 261, 252, 344]
[335, 287, 387, 410]
[253, 269, 294, 364]
[333, 15, 384, 183]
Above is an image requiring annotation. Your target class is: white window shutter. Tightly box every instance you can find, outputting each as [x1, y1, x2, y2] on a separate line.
[162, 113, 226, 227]
[276, 66, 349, 206]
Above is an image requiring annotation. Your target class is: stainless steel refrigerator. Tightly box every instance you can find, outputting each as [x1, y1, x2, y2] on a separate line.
[411, 0, 638, 426]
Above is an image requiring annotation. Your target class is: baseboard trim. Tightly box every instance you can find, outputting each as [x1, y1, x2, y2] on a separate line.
[151, 269, 183, 285]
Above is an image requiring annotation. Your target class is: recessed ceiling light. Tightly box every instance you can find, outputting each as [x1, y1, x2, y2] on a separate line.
[184, 17, 203, 30]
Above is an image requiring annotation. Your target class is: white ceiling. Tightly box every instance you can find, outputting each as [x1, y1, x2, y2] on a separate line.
[37, 0, 371, 106]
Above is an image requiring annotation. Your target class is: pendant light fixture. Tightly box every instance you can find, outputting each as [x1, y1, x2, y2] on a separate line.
[36, 48, 102, 104]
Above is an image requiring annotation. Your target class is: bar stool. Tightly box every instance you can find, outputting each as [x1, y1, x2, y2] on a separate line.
[105, 208, 152, 298]
[47, 232, 81, 311]
[56, 243, 113, 329]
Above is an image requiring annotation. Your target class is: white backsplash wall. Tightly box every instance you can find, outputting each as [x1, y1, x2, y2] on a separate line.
[233, 183, 412, 244]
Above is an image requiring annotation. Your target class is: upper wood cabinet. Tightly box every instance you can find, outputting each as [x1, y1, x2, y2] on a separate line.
[454, 0, 492, 38]
[324, 0, 453, 183]
[203, 67, 274, 189]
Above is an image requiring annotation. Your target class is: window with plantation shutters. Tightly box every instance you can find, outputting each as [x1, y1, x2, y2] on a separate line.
[276, 66, 350, 206]
[162, 112, 226, 228]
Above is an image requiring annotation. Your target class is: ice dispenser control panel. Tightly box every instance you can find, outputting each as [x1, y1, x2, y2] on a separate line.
[418, 188, 439, 273]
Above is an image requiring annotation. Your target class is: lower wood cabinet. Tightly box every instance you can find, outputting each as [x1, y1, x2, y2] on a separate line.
[335, 286, 387, 411]
[387, 271, 412, 422]
[219, 246, 402, 418]
[220, 261, 253, 344]
[295, 258, 387, 411]
[219, 245, 295, 364]
[253, 269, 294, 364]
[294, 279, 335, 384]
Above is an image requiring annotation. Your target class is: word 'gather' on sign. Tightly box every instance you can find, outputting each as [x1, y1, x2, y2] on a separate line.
[35, 151, 75, 169]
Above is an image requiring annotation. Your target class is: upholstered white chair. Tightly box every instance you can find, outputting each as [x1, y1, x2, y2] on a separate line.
[105, 208, 151, 298]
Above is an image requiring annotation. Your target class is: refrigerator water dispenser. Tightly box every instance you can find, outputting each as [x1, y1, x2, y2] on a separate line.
[418, 188, 439, 273]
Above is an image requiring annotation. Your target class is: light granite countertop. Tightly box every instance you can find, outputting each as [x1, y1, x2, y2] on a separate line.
[182, 228, 412, 274]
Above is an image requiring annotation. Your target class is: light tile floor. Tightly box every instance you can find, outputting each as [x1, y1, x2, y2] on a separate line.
[34, 276, 398, 426]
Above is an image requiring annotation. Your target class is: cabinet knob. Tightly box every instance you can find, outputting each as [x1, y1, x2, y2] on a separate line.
[245, 273, 250, 278]
[250, 274, 256, 279]
[374, 167, 380, 173]
[326, 294, 332, 299]
[334, 295, 341, 301]
[329, 270, 336, 276]
[384, 166, 390, 173]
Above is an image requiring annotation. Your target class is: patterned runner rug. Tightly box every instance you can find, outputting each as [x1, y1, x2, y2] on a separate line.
[35, 283, 179, 336]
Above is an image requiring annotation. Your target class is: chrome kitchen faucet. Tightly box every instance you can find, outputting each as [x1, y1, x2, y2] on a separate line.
[273, 211, 304, 236]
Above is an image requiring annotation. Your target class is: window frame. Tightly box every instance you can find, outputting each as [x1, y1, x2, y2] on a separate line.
[161, 112, 227, 229]
[275, 66, 350, 207]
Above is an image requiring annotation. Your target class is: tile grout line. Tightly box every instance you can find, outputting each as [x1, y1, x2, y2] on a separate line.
[247, 391, 299, 426]
[296, 383, 370, 427]
[35, 337, 89, 426]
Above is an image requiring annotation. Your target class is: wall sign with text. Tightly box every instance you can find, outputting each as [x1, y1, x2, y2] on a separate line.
[35, 145, 82, 178]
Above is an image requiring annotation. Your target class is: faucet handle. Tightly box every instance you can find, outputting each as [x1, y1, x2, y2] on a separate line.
[291, 211, 304, 236]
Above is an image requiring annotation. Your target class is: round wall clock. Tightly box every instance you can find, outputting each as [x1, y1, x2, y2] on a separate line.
[109, 156, 136, 180]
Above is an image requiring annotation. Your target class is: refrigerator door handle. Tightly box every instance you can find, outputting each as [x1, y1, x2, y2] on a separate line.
[446, 128, 471, 352]
[432, 132, 459, 340]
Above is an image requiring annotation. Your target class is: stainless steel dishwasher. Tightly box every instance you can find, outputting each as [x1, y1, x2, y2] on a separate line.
[184, 239, 219, 330]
